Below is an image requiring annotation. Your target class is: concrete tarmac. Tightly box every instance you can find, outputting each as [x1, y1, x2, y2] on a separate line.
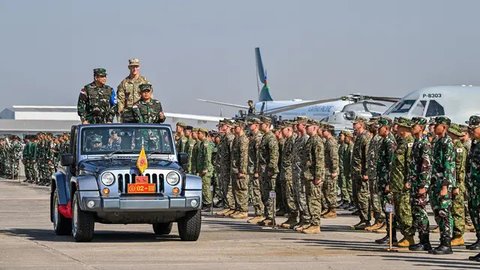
[0, 178, 478, 270]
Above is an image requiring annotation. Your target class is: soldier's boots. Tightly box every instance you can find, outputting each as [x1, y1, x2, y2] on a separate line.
[247, 215, 265, 224]
[294, 222, 311, 232]
[375, 228, 397, 245]
[365, 221, 384, 232]
[320, 209, 329, 216]
[450, 235, 465, 246]
[215, 208, 232, 216]
[409, 234, 432, 251]
[429, 238, 453, 255]
[373, 223, 387, 233]
[231, 211, 248, 219]
[302, 225, 320, 234]
[225, 210, 238, 217]
[281, 217, 298, 229]
[468, 253, 480, 262]
[321, 209, 337, 219]
[353, 220, 370, 230]
[397, 236, 415, 248]
[466, 234, 480, 250]
[465, 223, 475, 232]
[258, 219, 274, 226]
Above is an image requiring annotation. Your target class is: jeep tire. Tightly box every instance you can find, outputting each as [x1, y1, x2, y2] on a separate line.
[72, 191, 95, 242]
[177, 210, 201, 241]
[152, 222, 173, 235]
[52, 189, 72, 235]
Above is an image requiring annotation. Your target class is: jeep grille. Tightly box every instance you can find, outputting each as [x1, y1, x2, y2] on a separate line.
[117, 173, 165, 194]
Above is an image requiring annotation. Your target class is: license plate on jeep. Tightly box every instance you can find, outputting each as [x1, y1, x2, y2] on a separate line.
[127, 183, 156, 194]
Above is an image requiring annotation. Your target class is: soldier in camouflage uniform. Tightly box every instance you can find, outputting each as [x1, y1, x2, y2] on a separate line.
[230, 121, 250, 219]
[467, 116, 480, 261]
[292, 116, 312, 231]
[279, 122, 298, 228]
[338, 132, 347, 207]
[22, 136, 34, 183]
[117, 58, 149, 123]
[407, 117, 432, 251]
[77, 68, 116, 124]
[132, 83, 166, 124]
[342, 131, 354, 209]
[365, 119, 385, 231]
[352, 117, 372, 230]
[247, 118, 265, 224]
[216, 119, 236, 216]
[275, 127, 287, 216]
[195, 128, 213, 209]
[448, 123, 467, 246]
[321, 124, 339, 218]
[0, 138, 5, 177]
[184, 126, 196, 174]
[460, 124, 474, 231]
[300, 120, 325, 234]
[175, 122, 188, 154]
[375, 117, 398, 244]
[191, 128, 200, 175]
[9, 136, 23, 179]
[257, 116, 279, 226]
[429, 116, 456, 255]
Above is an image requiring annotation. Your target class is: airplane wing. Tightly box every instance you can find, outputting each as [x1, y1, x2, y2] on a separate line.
[263, 97, 342, 115]
[197, 99, 249, 109]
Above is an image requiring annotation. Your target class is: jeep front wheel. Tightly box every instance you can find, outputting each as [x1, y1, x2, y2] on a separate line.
[153, 222, 173, 235]
[71, 191, 95, 242]
[177, 210, 201, 241]
[52, 189, 72, 235]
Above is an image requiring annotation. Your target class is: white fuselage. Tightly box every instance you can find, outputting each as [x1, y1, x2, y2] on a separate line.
[255, 99, 352, 120]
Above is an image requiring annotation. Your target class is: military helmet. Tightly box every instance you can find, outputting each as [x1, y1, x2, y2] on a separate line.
[396, 117, 412, 128]
[448, 123, 464, 137]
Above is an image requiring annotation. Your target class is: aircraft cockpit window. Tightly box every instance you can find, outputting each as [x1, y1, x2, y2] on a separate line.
[425, 100, 445, 117]
[411, 100, 427, 116]
[386, 100, 415, 114]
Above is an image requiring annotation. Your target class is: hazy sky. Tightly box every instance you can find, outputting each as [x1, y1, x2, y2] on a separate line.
[1, 0, 479, 117]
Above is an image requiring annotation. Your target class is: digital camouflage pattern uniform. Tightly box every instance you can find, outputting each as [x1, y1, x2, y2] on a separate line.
[218, 129, 235, 210]
[117, 60, 148, 123]
[185, 135, 197, 174]
[293, 132, 311, 225]
[248, 126, 264, 217]
[343, 137, 354, 204]
[281, 131, 297, 218]
[352, 128, 371, 223]
[377, 129, 397, 235]
[132, 100, 165, 124]
[258, 129, 279, 220]
[338, 137, 346, 202]
[449, 125, 467, 239]
[323, 133, 339, 212]
[77, 69, 115, 124]
[231, 128, 249, 212]
[196, 130, 213, 205]
[467, 127, 480, 241]
[366, 133, 385, 223]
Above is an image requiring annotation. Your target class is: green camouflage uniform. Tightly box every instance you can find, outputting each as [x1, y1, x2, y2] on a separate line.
[77, 82, 115, 124]
[377, 132, 397, 233]
[231, 133, 249, 212]
[342, 140, 354, 204]
[338, 141, 346, 202]
[218, 132, 235, 210]
[281, 134, 297, 217]
[197, 137, 213, 205]
[391, 134, 415, 238]
[258, 130, 279, 220]
[431, 134, 456, 243]
[175, 135, 188, 154]
[302, 134, 325, 226]
[467, 139, 480, 234]
[408, 135, 432, 236]
[293, 134, 311, 223]
[366, 134, 385, 222]
[352, 130, 371, 222]
[185, 137, 197, 174]
[248, 130, 264, 216]
[276, 137, 287, 213]
[117, 75, 148, 123]
[10, 140, 22, 178]
[132, 99, 165, 123]
[323, 136, 339, 211]
[452, 139, 466, 238]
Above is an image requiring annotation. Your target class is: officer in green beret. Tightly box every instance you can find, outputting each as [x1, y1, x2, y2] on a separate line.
[132, 83, 166, 124]
[77, 68, 116, 124]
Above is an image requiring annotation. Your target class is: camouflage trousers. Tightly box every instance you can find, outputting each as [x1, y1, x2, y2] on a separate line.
[293, 167, 311, 223]
[219, 170, 234, 209]
[232, 174, 249, 212]
[369, 176, 385, 222]
[393, 190, 414, 237]
[260, 172, 277, 219]
[355, 177, 370, 222]
[276, 171, 287, 212]
[283, 171, 297, 217]
[411, 191, 430, 235]
[468, 189, 480, 233]
[322, 175, 337, 210]
[452, 183, 465, 237]
[249, 174, 264, 216]
[464, 190, 473, 226]
[201, 173, 213, 205]
[23, 159, 37, 181]
[431, 185, 453, 241]
[341, 174, 352, 204]
[305, 178, 323, 226]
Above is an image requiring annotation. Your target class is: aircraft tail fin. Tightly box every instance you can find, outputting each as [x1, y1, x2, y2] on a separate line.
[255, 47, 273, 102]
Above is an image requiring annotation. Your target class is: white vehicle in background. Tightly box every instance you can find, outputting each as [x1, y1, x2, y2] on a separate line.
[383, 85, 480, 124]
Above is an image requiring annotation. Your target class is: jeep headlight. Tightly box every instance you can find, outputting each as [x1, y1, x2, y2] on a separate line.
[166, 172, 180, 186]
[101, 172, 115, 186]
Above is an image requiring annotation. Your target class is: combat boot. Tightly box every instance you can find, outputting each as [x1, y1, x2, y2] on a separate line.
[224, 209, 236, 217]
[409, 234, 432, 251]
[429, 237, 453, 255]
[215, 208, 231, 216]
[322, 209, 337, 219]
[281, 217, 298, 229]
[451, 235, 465, 246]
[247, 215, 264, 224]
[375, 228, 397, 244]
[373, 223, 387, 233]
[397, 235, 415, 248]
[294, 222, 311, 232]
[353, 220, 370, 230]
[231, 211, 248, 219]
[468, 253, 480, 262]
[321, 209, 329, 216]
[365, 221, 384, 232]
[302, 225, 320, 234]
[258, 219, 273, 226]
[466, 233, 480, 250]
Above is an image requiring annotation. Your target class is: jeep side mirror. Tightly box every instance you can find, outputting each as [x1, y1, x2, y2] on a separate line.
[61, 154, 74, 166]
[177, 152, 188, 166]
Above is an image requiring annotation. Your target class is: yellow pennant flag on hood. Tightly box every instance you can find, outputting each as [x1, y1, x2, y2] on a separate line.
[136, 146, 148, 174]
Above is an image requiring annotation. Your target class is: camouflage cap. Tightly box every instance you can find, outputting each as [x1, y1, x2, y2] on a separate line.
[234, 120, 246, 128]
[428, 117, 436, 125]
[411, 117, 428, 126]
[396, 117, 412, 128]
[185, 125, 193, 131]
[260, 116, 273, 124]
[306, 119, 318, 126]
[343, 130, 353, 137]
[448, 123, 464, 137]
[93, 68, 107, 76]
[192, 127, 199, 132]
[176, 121, 187, 128]
[198, 127, 209, 134]
[377, 117, 392, 127]
[223, 118, 235, 126]
[459, 124, 469, 133]
[323, 124, 335, 132]
[468, 115, 480, 129]
[280, 121, 293, 129]
[367, 118, 379, 129]
[295, 116, 308, 124]
[128, 58, 140, 66]
[435, 116, 451, 126]
[247, 117, 261, 125]
[139, 83, 152, 92]
[353, 116, 368, 124]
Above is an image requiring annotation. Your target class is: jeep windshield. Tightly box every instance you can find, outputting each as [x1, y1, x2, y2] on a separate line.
[80, 126, 174, 156]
